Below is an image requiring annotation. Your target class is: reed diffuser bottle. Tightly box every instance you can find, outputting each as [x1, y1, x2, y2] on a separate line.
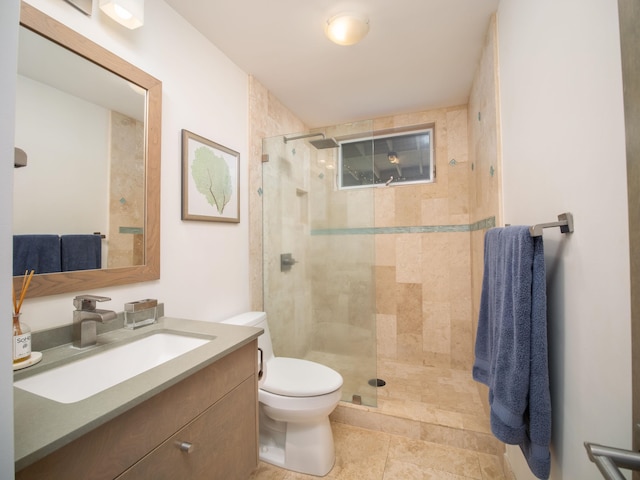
[12, 270, 34, 364]
[12, 313, 31, 364]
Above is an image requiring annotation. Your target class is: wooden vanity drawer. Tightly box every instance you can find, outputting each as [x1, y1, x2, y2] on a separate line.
[117, 376, 257, 480]
[16, 340, 258, 480]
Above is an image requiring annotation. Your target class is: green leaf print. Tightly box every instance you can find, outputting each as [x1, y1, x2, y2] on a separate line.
[191, 146, 232, 214]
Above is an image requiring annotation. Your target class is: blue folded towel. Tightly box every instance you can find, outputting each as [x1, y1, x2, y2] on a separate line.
[473, 226, 552, 479]
[60, 234, 102, 271]
[13, 234, 61, 276]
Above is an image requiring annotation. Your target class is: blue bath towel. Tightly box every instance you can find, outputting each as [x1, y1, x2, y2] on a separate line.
[473, 226, 551, 479]
[13, 234, 61, 276]
[60, 234, 102, 271]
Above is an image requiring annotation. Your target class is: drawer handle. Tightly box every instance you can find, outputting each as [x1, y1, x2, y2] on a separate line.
[258, 347, 264, 380]
[178, 441, 194, 453]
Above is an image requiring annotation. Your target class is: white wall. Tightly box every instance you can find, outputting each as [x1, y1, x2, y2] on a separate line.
[19, 0, 250, 330]
[496, 1, 632, 479]
[0, 1, 19, 477]
[14, 76, 109, 235]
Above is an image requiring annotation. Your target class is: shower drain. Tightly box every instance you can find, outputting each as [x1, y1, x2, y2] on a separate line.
[368, 378, 386, 387]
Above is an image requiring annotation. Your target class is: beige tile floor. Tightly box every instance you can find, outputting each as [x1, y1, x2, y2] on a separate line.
[249, 359, 510, 479]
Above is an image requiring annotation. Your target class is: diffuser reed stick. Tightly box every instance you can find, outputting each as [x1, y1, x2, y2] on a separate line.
[14, 269, 34, 315]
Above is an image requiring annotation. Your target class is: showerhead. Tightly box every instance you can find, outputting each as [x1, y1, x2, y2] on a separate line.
[309, 137, 339, 149]
[283, 132, 339, 149]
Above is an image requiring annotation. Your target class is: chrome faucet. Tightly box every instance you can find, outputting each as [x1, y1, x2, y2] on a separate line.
[73, 295, 117, 348]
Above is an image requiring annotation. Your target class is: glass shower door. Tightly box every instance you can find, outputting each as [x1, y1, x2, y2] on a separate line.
[262, 126, 378, 406]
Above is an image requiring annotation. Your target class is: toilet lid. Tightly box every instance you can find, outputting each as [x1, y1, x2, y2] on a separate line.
[262, 357, 343, 397]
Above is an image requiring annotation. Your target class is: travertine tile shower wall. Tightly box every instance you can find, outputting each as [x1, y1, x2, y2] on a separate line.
[467, 15, 502, 414]
[108, 111, 145, 268]
[248, 94, 497, 371]
[370, 107, 475, 370]
[248, 77, 307, 314]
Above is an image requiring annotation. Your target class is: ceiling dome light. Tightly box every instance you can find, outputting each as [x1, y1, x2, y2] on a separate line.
[325, 13, 369, 46]
[100, 0, 144, 29]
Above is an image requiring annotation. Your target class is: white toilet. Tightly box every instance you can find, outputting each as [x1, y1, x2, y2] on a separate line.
[221, 312, 343, 477]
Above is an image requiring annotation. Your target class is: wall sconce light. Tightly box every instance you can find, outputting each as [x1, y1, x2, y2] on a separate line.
[388, 152, 399, 164]
[99, 0, 144, 29]
[324, 13, 369, 46]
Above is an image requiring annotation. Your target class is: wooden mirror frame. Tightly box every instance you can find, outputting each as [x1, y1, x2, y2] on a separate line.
[14, 2, 161, 298]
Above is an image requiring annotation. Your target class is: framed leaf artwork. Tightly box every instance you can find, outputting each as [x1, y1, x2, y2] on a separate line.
[181, 129, 240, 223]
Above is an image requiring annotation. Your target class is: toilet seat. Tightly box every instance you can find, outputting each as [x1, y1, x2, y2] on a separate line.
[262, 357, 343, 397]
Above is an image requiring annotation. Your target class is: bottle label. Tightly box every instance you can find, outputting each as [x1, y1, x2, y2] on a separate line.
[13, 332, 31, 361]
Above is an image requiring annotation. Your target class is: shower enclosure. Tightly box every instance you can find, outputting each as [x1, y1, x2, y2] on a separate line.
[262, 121, 378, 406]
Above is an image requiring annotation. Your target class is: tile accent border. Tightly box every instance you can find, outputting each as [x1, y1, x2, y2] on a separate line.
[311, 216, 496, 236]
[118, 226, 144, 235]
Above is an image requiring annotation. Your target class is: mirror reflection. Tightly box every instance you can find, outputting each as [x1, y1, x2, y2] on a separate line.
[14, 26, 146, 276]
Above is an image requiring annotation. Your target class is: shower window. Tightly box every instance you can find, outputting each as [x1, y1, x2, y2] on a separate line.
[338, 127, 434, 189]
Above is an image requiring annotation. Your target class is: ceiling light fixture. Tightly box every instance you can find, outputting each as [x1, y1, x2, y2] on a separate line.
[324, 13, 369, 46]
[99, 0, 144, 29]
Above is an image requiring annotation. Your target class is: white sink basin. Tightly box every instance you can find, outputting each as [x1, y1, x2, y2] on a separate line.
[14, 332, 211, 404]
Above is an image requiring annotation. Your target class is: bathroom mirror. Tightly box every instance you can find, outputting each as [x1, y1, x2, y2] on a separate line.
[13, 2, 161, 298]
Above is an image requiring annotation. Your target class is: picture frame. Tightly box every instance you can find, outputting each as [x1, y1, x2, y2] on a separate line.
[181, 129, 240, 223]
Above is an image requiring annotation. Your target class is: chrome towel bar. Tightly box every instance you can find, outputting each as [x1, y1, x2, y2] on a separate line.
[529, 212, 574, 237]
[585, 442, 640, 479]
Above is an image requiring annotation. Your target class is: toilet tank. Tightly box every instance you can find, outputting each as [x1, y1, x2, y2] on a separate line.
[220, 311, 274, 362]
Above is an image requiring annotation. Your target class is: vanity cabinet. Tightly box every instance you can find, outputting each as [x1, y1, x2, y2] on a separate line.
[117, 377, 255, 479]
[16, 341, 259, 480]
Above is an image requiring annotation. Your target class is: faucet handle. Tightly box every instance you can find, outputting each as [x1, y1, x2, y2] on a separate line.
[73, 295, 112, 311]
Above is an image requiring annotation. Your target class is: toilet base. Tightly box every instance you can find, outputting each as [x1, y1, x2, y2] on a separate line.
[259, 407, 336, 477]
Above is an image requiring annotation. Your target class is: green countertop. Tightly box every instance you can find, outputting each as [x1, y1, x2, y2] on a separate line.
[13, 316, 262, 471]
